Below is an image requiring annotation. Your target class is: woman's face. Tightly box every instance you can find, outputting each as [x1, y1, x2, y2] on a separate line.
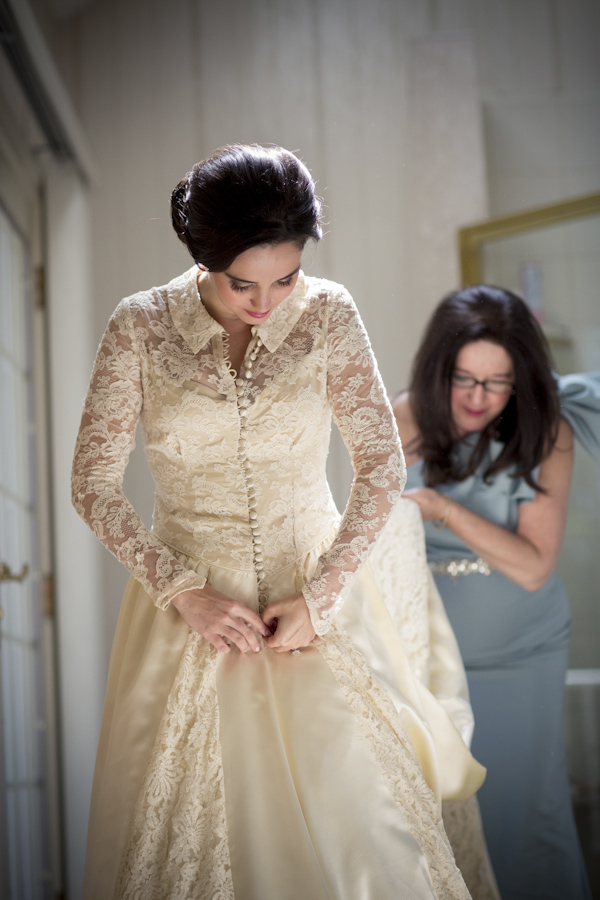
[199, 241, 303, 329]
[450, 340, 515, 437]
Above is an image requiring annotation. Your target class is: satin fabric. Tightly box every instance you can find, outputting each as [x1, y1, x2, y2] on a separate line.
[218, 645, 437, 900]
[338, 561, 483, 802]
[83, 512, 483, 900]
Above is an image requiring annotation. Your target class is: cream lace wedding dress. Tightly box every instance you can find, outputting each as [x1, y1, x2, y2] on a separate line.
[72, 267, 486, 900]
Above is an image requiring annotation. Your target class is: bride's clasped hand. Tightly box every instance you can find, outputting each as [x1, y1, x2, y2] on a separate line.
[171, 587, 316, 654]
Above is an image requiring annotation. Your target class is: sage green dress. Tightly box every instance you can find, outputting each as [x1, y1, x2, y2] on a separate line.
[405, 374, 600, 900]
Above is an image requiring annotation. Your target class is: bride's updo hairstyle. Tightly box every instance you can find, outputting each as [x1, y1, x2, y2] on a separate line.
[171, 144, 322, 271]
[409, 285, 560, 491]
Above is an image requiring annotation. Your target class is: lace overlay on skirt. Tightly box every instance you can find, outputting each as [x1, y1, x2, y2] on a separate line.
[114, 622, 471, 900]
[318, 626, 470, 900]
[114, 637, 233, 899]
[442, 798, 500, 900]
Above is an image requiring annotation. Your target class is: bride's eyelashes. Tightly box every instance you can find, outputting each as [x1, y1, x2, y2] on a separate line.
[228, 275, 295, 293]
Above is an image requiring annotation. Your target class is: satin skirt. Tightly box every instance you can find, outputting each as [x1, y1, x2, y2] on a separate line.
[82, 523, 484, 900]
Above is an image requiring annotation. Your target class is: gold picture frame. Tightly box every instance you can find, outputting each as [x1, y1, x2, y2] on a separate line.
[458, 192, 600, 287]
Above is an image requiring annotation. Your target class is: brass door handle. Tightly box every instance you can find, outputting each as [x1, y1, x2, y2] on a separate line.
[0, 562, 29, 583]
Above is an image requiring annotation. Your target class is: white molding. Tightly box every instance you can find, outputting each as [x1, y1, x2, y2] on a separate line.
[6, 0, 98, 183]
[44, 155, 105, 900]
[566, 669, 600, 686]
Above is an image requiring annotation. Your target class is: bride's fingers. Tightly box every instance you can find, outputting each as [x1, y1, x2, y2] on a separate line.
[231, 621, 262, 653]
[219, 624, 258, 654]
[265, 619, 306, 652]
[185, 609, 265, 653]
[178, 588, 270, 639]
[208, 633, 232, 654]
[236, 606, 271, 637]
[262, 602, 285, 628]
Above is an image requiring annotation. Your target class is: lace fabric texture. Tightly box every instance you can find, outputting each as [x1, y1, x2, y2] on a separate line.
[71, 267, 405, 631]
[367, 498, 431, 682]
[75, 267, 483, 900]
[114, 622, 471, 900]
[114, 636, 233, 900]
[442, 798, 501, 900]
[366, 503, 498, 899]
[318, 625, 471, 900]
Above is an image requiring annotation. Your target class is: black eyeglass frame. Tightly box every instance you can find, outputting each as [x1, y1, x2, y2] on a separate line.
[450, 374, 516, 395]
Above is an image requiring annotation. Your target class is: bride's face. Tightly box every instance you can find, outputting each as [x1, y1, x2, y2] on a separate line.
[200, 241, 302, 329]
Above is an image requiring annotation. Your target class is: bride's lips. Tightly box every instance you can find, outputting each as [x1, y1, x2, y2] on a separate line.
[463, 407, 486, 417]
[245, 309, 270, 319]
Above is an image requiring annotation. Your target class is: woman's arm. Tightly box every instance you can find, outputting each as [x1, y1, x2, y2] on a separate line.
[72, 299, 208, 607]
[301, 289, 406, 635]
[73, 299, 268, 650]
[405, 418, 574, 592]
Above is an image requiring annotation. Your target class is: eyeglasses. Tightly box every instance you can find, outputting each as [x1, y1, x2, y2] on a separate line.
[451, 374, 515, 395]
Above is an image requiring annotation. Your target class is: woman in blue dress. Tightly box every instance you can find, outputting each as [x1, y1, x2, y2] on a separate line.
[392, 284, 597, 900]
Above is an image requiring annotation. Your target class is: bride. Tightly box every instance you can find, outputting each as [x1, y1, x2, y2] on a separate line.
[72, 143, 486, 899]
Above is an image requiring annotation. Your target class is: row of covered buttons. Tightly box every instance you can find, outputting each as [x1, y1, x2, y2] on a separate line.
[235, 333, 268, 611]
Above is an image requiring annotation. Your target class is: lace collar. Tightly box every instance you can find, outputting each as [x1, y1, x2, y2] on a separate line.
[165, 265, 309, 354]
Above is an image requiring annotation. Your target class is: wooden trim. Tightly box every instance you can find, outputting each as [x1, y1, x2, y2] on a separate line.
[458, 192, 600, 286]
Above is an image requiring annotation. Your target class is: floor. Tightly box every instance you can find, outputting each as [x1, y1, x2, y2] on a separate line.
[566, 676, 600, 898]
[574, 792, 600, 899]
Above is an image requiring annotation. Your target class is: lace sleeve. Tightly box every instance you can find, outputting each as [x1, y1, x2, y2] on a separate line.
[71, 299, 207, 609]
[302, 289, 406, 634]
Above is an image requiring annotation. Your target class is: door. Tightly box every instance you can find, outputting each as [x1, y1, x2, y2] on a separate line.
[0, 203, 61, 899]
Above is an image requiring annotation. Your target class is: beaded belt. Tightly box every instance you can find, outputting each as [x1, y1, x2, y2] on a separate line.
[429, 557, 492, 577]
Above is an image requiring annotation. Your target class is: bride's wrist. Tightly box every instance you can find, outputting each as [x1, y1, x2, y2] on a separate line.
[171, 588, 198, 610]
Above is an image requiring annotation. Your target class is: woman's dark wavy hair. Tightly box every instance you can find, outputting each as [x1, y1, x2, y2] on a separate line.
[170, 144, 322, 270]
[409, 285, 560, 490]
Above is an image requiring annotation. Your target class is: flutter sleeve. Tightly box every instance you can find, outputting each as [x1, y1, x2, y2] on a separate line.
[302, 289, 406, 635]
[558, 372, 600, 460]
[71, 299, 208, 608]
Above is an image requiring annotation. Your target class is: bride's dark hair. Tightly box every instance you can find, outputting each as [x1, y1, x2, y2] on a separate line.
[170, 144, 322, 271]
[408, 285, 560, 490]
